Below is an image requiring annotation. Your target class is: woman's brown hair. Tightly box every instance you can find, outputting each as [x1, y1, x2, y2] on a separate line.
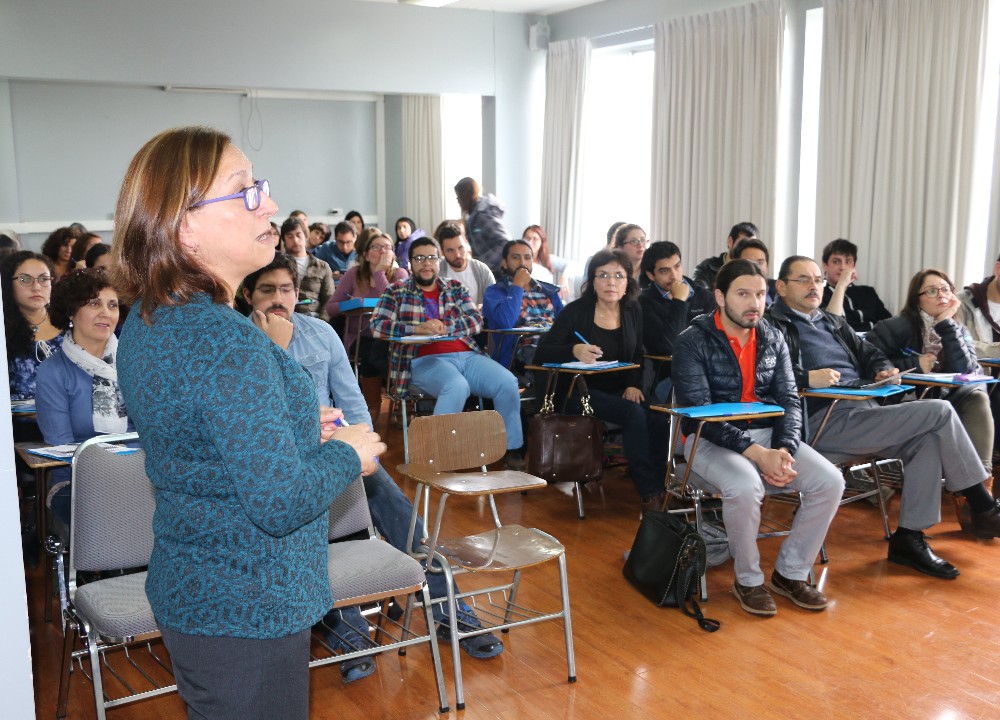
[900, 268, 955, 330]
[356, 229, 393, 290]
[112, 126, 233, 322]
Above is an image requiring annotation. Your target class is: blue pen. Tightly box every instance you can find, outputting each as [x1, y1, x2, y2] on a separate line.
[901, 347, 921, 357]
[574, 331, 590, 345]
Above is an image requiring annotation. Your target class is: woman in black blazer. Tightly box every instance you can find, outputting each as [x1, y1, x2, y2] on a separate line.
[535, 249, 670, 512]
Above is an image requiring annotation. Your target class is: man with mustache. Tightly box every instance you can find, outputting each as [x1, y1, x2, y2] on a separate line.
[672, 259, 844, 617]
[243, 254, 506, 681]
[370, 235, 525, 470]
[766, 256, 1000, 581]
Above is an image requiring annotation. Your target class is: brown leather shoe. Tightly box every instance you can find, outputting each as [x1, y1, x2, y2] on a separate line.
[732, 581, 777, 616]
[769, 571, 829, 610]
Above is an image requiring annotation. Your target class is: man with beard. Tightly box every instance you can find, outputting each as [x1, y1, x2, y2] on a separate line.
[370, 236, 525, 469]
[437, 223, 495, 306]
[766, 256, 1000, 581]
[243, 254, 506, 678]
[482, 238, 562, 370]
[672, 259, 844, 617]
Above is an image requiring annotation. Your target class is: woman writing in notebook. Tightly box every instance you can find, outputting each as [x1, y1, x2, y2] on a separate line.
[112, 127, 385, 720]
[535, 248, 670, 513]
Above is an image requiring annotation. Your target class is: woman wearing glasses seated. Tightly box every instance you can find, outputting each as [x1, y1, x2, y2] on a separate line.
[612, 223, 648, 283]
[327, 229, 408, 424]
[868, 268, 994, 527]
[3, 251, 65, 403]
[534, 248, 670, 513]
[35, 269, 136, 526]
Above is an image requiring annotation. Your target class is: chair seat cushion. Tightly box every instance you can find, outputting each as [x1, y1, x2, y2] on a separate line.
[74, 572, 158, 639]
[436, 525, 565, 572]
[328, 539, 425, 604]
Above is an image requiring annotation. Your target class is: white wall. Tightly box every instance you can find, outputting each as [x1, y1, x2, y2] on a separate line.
[0, 0, 544, 235]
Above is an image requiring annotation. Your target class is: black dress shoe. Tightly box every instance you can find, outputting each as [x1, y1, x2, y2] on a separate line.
[970, 500, 1000, 539]
[887, 530, 960, 579]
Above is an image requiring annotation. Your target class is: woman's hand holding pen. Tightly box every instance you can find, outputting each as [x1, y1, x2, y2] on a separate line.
[572, 331, 602, 363]
[319, 409, 385, 476]
[902, 348, 936, 373]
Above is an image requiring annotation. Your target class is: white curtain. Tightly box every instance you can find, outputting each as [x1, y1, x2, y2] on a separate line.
[540, 38, 591, 262]
[402, 95, 445, 234]
[816, 0, 988, 308]
[650, 0, 784, 265]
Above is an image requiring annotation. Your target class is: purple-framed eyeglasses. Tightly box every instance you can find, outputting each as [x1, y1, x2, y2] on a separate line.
[191, 179, 270, 212]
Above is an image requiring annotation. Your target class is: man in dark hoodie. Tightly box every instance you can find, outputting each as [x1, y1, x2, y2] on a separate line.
[455, 177, 510, 277]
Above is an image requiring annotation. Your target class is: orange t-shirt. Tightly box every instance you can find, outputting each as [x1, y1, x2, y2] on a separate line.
[714, 310, 759, 403]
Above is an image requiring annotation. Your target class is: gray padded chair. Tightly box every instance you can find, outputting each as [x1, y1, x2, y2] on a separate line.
[55, 433, 175, 720]
[312, 475, 450, 714]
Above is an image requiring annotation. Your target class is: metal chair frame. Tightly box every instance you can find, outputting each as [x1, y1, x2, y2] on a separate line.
[397, 411, 576, 711]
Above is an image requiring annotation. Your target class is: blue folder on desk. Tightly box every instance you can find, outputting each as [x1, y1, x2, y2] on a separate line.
[804, 384, 914, 397]
[338, 298, 379, 311]
[541, 361, 634, 370]
[671, 402, 784, 418]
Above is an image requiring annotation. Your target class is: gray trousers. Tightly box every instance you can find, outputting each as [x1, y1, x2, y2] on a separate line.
[160, 626, 311, 720]
[684, 428, 844, 587]
[808, 398, 986, 531]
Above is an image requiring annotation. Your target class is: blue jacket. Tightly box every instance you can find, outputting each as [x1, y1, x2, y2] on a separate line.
[35, 351, 135, 445]
[287, 313, 371, 425]
[118, 294, 361, 639]
[482, 275, 563, 368]
[672, 312, 802, 454]
[311, 241, 356, 273]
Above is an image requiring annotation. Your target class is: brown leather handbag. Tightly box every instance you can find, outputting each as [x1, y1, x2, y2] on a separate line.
[526, 371, 604, 484]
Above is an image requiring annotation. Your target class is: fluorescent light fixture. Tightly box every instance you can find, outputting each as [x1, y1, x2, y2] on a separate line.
[398, 0, 460, 7]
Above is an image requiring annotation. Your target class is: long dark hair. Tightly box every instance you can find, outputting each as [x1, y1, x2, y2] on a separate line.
[901, 268, 955, 331]
[2, 251, 55, 358]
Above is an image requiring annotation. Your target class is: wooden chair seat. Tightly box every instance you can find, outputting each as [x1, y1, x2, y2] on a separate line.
[436, 525, 565, 572]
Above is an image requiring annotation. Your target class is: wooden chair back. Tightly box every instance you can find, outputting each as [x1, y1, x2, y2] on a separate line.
[405, 410, 506, 471]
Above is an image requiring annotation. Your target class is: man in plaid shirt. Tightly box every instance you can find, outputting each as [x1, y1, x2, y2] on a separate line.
[371, 235, 525, 469]
[483, 239, 563, 370]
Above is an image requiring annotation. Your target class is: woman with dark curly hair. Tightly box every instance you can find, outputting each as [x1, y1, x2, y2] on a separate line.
[40, 226, 85, 281]
[3, 250, 64, 401]
[534, 248, 670, 512]
[35, 268, 134, 524]
[70, 232, 104, 270]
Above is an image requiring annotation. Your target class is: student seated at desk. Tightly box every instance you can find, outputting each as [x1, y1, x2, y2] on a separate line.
[326, 232, 408, 424]
[766, 256, 1000, 580]
[673, 259, 843, 617]
[35, 269, 137, 525]
[868, 269, 994, 488]
[534, 249, 670, 513]
[244, 254, 504, 682]
[482, 238, 562, 371]
[370, 234, 525, 469]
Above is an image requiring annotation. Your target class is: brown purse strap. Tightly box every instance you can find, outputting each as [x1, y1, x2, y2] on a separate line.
[561, 373, 595, 416]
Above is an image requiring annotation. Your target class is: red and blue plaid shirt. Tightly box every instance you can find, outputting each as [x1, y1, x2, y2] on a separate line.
[370, 276, 485, 397]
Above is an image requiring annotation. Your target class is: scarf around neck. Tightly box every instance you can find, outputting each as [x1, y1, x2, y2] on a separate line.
[61, 332, 128, 435]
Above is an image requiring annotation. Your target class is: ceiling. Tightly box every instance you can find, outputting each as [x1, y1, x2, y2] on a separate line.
[360, 0, 604, 16]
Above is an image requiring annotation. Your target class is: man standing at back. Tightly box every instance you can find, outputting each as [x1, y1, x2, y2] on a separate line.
[454, 176, 510, 276]
[437, 222, 495, 306]
[672, 259, 844, 617]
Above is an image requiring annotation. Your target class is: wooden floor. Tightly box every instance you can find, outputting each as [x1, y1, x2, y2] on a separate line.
[26, 413, 1000, 720]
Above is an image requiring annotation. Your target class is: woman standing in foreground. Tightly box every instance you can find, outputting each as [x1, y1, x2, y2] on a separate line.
[112, 127, 385, 720]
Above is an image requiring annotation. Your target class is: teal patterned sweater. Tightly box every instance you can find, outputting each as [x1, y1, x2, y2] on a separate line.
[118, 294, 361, 639]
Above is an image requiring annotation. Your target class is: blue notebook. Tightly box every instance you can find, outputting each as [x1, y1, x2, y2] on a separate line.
[804, 384, 914, 397]
[338, 298, 379, 311]
[671, 402, 784, 418]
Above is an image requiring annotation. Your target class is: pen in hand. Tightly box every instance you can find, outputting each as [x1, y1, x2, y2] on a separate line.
[901, 347, 921, 357]
[574, 331, 590, 345]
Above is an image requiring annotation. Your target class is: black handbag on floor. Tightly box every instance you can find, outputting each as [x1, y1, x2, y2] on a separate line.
[623, 510, 720, 632]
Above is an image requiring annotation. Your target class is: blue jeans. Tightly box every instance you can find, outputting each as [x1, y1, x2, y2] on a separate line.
[410, 351, 523, 449]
